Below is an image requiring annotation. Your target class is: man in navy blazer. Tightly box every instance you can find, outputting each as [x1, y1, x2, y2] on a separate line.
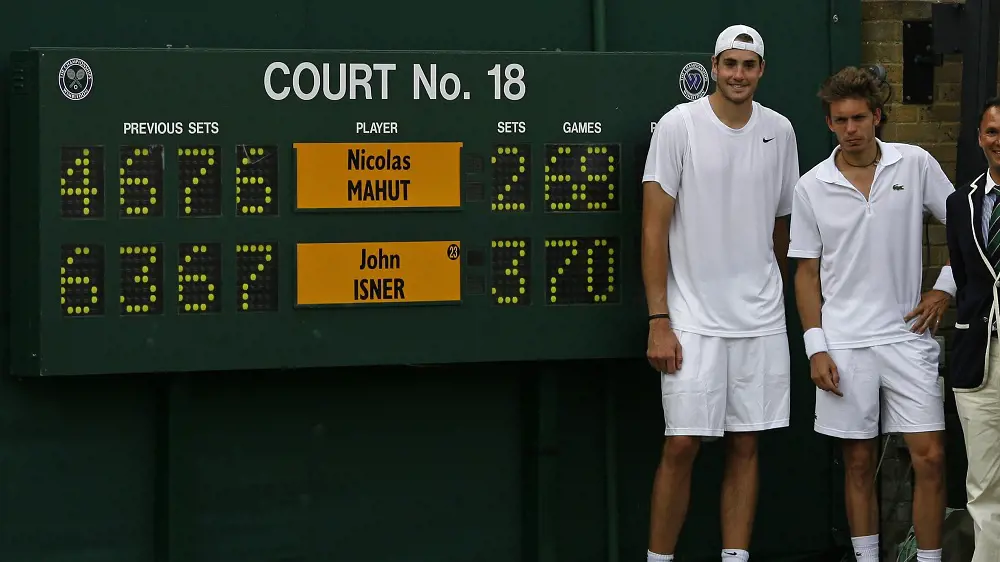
[944, 96, 1000, 562]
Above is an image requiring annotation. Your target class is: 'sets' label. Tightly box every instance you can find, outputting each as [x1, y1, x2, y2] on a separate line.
[296, 241, 462, 305]
[294, 142, 463, 209]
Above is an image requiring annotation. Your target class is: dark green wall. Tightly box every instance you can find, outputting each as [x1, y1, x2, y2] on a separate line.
[0, 1, 860, 561]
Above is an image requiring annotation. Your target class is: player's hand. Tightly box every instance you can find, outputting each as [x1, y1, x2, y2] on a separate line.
[647, 319, 683, 374]
[810, 352, 842, 397]
[904, 289, 951, 335]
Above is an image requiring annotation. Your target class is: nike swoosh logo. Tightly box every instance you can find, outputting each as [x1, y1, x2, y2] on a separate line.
[724, 552, 739, 556]
[763, 137, 774, 143]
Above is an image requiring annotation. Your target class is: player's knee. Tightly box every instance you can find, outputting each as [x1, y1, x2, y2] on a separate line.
[725, 432, 758, 461]
[661, 436, 700, 466]
[844, 458, 876, 484]
[842, 442, 876, 482]
[909, 438, 946, 479]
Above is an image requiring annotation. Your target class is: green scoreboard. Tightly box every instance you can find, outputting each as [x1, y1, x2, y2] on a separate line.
[8, 47, 710, 376]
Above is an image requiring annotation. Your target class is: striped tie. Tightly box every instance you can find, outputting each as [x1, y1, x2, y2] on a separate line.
[988, 194, 1000, 273]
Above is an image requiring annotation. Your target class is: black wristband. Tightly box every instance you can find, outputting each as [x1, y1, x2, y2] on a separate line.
[648, 313, 670, 321]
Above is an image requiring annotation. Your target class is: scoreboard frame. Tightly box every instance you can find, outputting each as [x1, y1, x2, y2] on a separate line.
[8, 47, 712, 376]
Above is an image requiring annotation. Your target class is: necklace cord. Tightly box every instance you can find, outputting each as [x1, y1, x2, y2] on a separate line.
[840, 144, 881, 168]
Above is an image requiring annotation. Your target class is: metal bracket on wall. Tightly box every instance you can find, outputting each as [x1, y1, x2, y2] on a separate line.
[931, 3, 966, 55]
[902, 20, 940, 104]
[900, 3, 968, 105]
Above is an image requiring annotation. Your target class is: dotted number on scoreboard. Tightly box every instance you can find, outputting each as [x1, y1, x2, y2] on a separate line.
[491, 145, 530, 212]
[544, 144, 620, 212]
[236, 145, 278, 216]
[61, 244, 104, 316]
[120, 244, 162, 315]
[544, 237, 619, 304]
[119, 145, 164, 217]
[60, 146, 104, 218]
[236, 243, 279, 312]
[490, 239, 530, 305]
[178, 243, 221, 313]
[178, 146, 222, 217]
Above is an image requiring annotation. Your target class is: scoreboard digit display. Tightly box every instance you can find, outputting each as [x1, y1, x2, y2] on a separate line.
[9, 47, 708, 376]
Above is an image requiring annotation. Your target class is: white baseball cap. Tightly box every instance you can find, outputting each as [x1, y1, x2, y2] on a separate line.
[714, 24, 764, 59]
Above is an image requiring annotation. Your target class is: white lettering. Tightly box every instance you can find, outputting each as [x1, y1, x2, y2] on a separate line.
[562, 121, 602, 134]
[488, 64, 526, 101]
[497, 121, 526, 134]
[350, 63, 373, 100]
[264, 62, 290, 100]
[293, 62, 321, 100]
[413, 64, 437, 99]
[355, 122, 399, 134]
[650, 121, 657, 133]
[122, 122, 185, 135]
[266, 62, 397, 101]
[121, 122, 218, 135]
[413, 64, 465, 100]
[373, 63, 395, 99]
[187, 121, 220, 135]
[439, 72, 462, 101]
[322, 63, 347, 100]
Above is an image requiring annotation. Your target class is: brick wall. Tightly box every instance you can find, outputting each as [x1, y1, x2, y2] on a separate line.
[859, 0, 986, 558]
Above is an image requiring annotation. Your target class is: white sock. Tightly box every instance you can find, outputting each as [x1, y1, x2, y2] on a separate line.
[647, 550, 673, 562]
[722, 548, 749, 562]
[916, 548, 942, 562]
[851, 534, 879, 561]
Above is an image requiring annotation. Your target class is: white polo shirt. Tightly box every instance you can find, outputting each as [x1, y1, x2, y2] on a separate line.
[642, 96, 799, 337]
[787, 139, 954, 349]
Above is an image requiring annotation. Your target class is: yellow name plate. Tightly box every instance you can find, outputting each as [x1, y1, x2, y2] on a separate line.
[294, 142, 464, 209]
[296, 241, 462, 305]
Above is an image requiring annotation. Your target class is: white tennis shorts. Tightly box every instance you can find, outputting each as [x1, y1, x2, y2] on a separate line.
[814, 333, 945, 439]
[660, 330, 791, 437]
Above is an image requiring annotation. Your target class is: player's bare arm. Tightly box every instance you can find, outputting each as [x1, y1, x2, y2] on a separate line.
[906, 150, 958, 335]
[773, 215, 790, 282]
[642, 181, 682, 374]
[794, 257, 842, 396]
